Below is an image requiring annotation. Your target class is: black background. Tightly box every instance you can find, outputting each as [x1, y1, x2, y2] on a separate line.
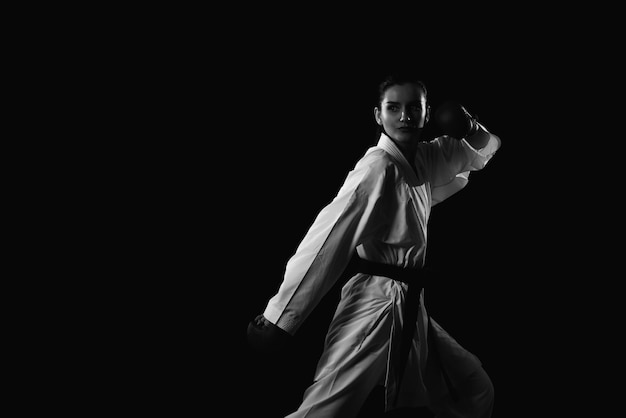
[96, 10, 621, 418]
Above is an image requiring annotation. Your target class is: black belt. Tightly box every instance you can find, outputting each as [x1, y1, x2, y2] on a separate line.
[356, 258, 423, 285]
[355, 258, 458, 404]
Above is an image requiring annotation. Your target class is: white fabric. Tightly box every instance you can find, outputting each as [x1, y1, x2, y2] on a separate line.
[264, 127, 500, 415]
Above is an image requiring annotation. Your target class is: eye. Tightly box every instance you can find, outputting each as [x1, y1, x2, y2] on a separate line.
[410, 105, 422, 112]
[387, 105, 399, 112]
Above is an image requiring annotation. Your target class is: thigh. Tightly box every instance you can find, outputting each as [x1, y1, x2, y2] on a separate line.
[314, 280, 394, 381]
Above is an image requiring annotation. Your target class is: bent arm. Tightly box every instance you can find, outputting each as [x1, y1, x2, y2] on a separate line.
[426, 124, 501, 205]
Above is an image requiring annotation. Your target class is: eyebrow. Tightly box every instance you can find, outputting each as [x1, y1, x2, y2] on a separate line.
[384, 100, 423, 105]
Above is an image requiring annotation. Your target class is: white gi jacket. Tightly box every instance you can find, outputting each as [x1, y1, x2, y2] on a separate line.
[264, 127, 501, 411]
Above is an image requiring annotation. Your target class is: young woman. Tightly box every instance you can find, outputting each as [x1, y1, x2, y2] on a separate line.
[248, 72, 501, 417]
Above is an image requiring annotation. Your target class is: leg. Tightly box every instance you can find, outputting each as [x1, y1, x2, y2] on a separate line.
[428, 367, 494, 418]
[285, 293, 393, 417]
[285, 359, 387, 418]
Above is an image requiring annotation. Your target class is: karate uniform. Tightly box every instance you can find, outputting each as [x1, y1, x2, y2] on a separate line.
[263, 127, 501, 417]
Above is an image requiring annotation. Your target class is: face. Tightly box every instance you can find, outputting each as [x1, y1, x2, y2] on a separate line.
[374, 83, 429, 146]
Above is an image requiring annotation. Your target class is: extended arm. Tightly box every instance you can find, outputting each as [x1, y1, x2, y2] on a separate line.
[247, 157, 392, 352]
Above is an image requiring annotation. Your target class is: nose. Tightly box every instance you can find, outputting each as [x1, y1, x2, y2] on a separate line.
[400, 110, 412, 122]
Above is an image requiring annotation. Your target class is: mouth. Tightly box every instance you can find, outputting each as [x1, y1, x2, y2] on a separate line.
[398, 126, 416, 132]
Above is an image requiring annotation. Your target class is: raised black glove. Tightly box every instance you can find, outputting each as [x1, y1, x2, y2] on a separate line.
[433, 100, 479, 139]
[247, 314, 292, 354]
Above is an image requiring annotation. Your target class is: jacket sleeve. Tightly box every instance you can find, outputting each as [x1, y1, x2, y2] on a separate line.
[423, 123, 501, 205]
[263, 155, 392, 335]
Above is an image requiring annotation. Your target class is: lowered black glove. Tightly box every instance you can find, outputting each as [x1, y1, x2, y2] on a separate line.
[433, 100, 479, 139]
[247, 314, 293, 354]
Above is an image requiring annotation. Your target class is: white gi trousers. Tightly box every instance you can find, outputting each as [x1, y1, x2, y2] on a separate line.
[285, 274, 494, 418]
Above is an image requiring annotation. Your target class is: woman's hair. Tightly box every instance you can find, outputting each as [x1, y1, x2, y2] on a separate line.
[377, 72, 428, 108]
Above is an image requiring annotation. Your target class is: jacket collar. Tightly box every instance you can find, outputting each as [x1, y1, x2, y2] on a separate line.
[376, 133, 420, 185]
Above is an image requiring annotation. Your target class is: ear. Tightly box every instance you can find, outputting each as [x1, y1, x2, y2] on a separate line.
[374, 107, 382, 126]
[424, 104, 431, 126]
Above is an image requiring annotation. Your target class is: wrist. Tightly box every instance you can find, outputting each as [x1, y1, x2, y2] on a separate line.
[465, 125, 490, 149]
[467, 118, 479, 136]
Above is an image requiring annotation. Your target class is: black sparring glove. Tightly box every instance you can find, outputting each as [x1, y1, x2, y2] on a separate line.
[433, 100, 479, 139]
[247, 314, 292, 354]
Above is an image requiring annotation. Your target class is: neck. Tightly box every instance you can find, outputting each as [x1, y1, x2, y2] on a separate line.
[380, 128, 422, 160]
[383, 133, 419, 161]
[396, 141, 417, 163]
